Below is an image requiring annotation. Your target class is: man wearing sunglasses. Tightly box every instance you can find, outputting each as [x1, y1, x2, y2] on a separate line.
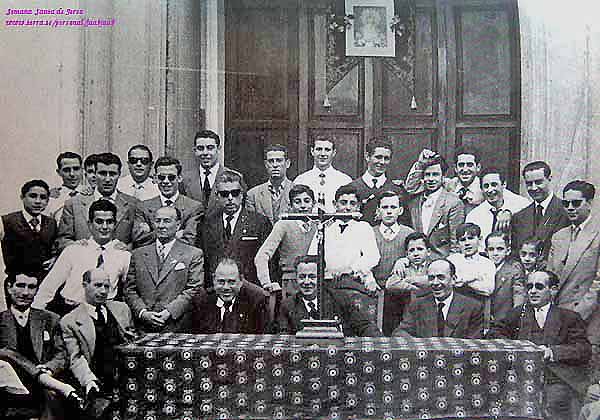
[488, 270, 591, 420]
[117, 144, 160, 201]
[199, 170, 272, 289]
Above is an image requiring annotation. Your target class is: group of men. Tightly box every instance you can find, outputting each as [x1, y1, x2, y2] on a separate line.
[1, 130, 599, 420]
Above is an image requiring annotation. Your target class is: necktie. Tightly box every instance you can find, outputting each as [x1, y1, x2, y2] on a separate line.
[383, 226, 395, 240]
[534, 307, 545, 329]
[221, 301, 235, 333]
[224, 215, 234, 240]
[68, 189, 79, 197]
[318, 192, 325, 206]
[490, 208, 499, 231]
[372, 178, 378, 189]
[563, 225, 581, 264]
[133, 184, 144, 200]
[437, 302, 445, 337]
[339, 223, 348, 234]
[29, 217, 40, 232]
[534, 204, 543, 229]
[165, 199, 174, 207]
[203, 169, 211, 205]
[269, 184, 281, 202]
[307, 301, 319, 319]
[319, 172, 326, 186]
[95, 305, 106, 325]
[96, 246, 106, 268]
[157, 243, 167, 263]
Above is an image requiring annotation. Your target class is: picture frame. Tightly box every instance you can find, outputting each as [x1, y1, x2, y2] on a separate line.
[345, 0, 396, 57]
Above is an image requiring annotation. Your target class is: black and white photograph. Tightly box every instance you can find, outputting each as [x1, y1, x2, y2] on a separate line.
[346, 0, 396, 56]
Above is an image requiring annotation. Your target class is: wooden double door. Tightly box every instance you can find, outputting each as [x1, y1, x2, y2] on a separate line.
[225, 0, 521, 189]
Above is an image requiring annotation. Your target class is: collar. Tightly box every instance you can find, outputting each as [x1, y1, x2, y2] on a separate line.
[160, 192, 179, 206]
[302, 297, 318, 309]
[21, 210, 41, 224]
[362, 171, 387, 188]
[534, 302, 551, 314]
[10, 307, 31, 326]
[312, 166, 335, 176]
[94, 189, 118, 202]
[84, 302, 107, 320]
[538, 193, 554, 213]
[268, 178, 290, 193]
[463, 176, 480, 192]
[435, 290, 454, 307]
[200, 163, 219, 176]
[495, 260, 506, 272]
[216, 297, 236, 309]
[90, 238, 114, 251]
[156, 238, 177, 254]
[379, 223, 400, 235]
[423, 187, 443, 203]
[573, 215, 591, 232]
[130, 176, 154, 189]
[223, 208, 242, 225]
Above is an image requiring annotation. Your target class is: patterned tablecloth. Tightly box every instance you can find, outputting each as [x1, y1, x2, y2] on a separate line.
[113, 333, 545, 420]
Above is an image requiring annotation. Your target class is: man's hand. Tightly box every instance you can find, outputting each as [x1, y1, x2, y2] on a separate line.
[86, 381, 100, 396]
[137, 222, 152, 234]
[35, 364, 52, 376]
[263, 282, 282, 293]
[540, 345, 554, 361]
[141, 311, 164, 328]
[385, 274, 418, 292]
[42, 257, 57, 271]
[392, 258, 408, 278]
[156, 309, 172, 325]
[495, 209, 512, 231]
[49, 187, 61, 199]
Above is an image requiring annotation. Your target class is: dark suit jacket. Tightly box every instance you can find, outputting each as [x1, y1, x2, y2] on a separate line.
[180, 164, 233, 216]
[393, 291, 484, 338]
[191, 281, 267, 334]
[488, 304, 591, 397]
[1, 212, 56, 274]
[511, 195, 570, 258]
[345, 177, 411, 226]
[124, 239, 205, 332]
[199, 207, 272, 288]
[246, 179, 293, 224]
[492, 258, 526, 322]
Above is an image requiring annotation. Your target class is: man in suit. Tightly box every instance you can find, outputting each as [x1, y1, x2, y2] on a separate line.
[136, 156, 204, 247]
[278, 255, 382, 336]
[548, 180, 600, 321]
[405, 154, 465, 256]
[191, 257, 267, 334]
[61, 268, 136, 416]
[56, 152, 148, 251]
[199, 170, 272, 288]
[246, 144, 294, 224]
[393, 258, 484, 338]
[125, 206, 204, 332]
[511, 161, 570, 258]
[180, 129, 234, 216]
[488, 270, 591, 420]
[1, 179, 57, 275]
[116, 144, 160, 201]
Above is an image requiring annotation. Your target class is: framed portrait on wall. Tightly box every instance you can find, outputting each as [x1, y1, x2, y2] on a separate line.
[345, 0, 395, 57]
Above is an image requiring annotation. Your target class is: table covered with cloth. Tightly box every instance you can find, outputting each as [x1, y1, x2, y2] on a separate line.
[113, 333, 545, 420]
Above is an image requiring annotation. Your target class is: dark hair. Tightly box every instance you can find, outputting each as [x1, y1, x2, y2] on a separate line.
[95, 152, 122, 172]
[423, 154, 449, 174]
[311, 135, 336, 150]
[520, 238, 543, 254]
[334, 184, 359, 201]
[21, 179, 50, 197]
[56, 151, 83, 169]
[454, 146, 480, 164]
[214, 257, 244, 280]
[4, 271, 43, 307]
[563, 180, 595, 201]
[154, 156, 183, 175]
[215, 169, 247, 193]
[429, 258, 456, 277]
[289, 184, 315, 202]
[480, 167, 506, 184]
[404, 232, 431, 252]
[128, 144, 153, 162]
[194, 130, 221, 147]
[264, 144, 288, 160]
[84, 154, 99, 168]
[485, 230, 509, 248]
[530, 269, 559, 288]
[365, 137, 393, 155]
[295, 254, 319, 267]
[88, 199, 118, 222]
[377, 190, 404, 206]
[456, 222, 481, 239]
[522, 161, 551, 178]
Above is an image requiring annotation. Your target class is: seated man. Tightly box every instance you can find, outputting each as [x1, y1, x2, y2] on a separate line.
[488, 270, 591, 420]
[393, 258, 484, 338]
[278, 255, 382, 337]
[191, 257, 267, 334]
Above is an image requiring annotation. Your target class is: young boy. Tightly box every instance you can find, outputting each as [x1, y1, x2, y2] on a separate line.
[485, 231, 526, 322]
[519, 238, 545, 275]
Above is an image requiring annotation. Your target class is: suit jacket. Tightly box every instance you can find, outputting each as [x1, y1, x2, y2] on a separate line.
[180, 164, 233, 216]
[393, 291, 484, 338]
[511, 195, 570, 258]
[346, 177, 411, 226]
[1, 211, 56, 274]
[246, 179, 293, 224]
[56, 192, 147, 251]
[488, 304, 591, 397]
[0, 308, 66, 375]
[191, 281, 267, 334]
[135, 194, 204, 247]
[124, 239, 204, 332]
[548, 216, 600, 320]
[60, 301, 134, 389]
[407, 189, 466, 256]
[492, 258, 526, 322]
[199, 207, 272, 288]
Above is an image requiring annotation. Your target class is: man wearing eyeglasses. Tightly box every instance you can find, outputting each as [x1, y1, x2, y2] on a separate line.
[199, 170, 272, 289]
[117, 144, 160, 201]
[488, 270, 591, 420]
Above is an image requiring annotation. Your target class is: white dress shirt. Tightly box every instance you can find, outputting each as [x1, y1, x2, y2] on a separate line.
[421, 188, 443, 234]
[222, 208, 242, 233]
[156, 238, 177, 260]
[447, 253, 496, 296]
[294, 166, 352, 213]
[33, 239, 131, 308]
[44, 186, 81, 220]
[361, 172, 387, 189]
[21, 210, 41, 232]
[534, 303, 551, 328]
[160, 192, 180, 207]
[200, 163, 220, 189]
[84, 302, 108, 321]
[435, 291, 454, 320]
[379, 222, 401, 240]
[537, 193, 554, 216]
[216, 297, 236, 321]
[302, 297, 319, 317]
[450, 176, 484, 207]
[94, 190, 119, 202]
[117, 175, 160, 201]
[10, 307, 30, 327]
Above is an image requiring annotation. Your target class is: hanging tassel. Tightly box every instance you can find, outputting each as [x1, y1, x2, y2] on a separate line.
[323, 94, 332, 110]
[410, 95, 417, 110]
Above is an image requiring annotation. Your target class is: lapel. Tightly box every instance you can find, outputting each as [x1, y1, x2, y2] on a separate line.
[232, 208, 250, 242]
[445, 294, 465, 337]
[258, 184, 274, 221]
[157, 240, 185, 286]
[294, 293, 311, 326]
[16, 212, 35, 233]
[106, 301, 131, 336]
[29, 310, 44, 362]
[73, 305, 95, 358]
[143, 197, 161, 222]
[420, 295, 438, 336]
[1, 310, 18, 349]
[409, 196, 424, 233]
[141, 245, 159, 284]
[537, 196, 561, 235]
[427, 191, 447, 235]
[207, 165, 225, 214]
[114, 193, 130, 225]
[562, 219, 600, 280]
[543, 305, 561, 343]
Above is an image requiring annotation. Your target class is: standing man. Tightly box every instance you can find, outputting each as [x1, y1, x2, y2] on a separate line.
[511, 161, 570, 258]
[125, 206, 204, 332]
[45, 152, 92, 221]
[246, 144, 294, 224]
[117, 144, 160, 201]
[294, 136, 352, 213]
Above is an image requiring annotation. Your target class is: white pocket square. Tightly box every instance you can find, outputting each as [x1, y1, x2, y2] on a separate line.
[174, 262, 186, 270]
[43, 330, 51, 341]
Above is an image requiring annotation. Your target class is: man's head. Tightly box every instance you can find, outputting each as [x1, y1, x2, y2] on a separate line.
[377, 190, 404, 226]
[127, 144, 154, 184]
[193, 130, 221, 170]
[84, 154, 99, 189]
[21, 180, 50, 216]
[5, 272, 41, 311]
[95, 153, 122, 196]
[295, 255, 319, 300]
[404, 232, 431, 266]
[88, 199, 117, 245]
[562, 180, 595, 226]
[525, 270, 558, 308]
[427, 259, 456, 301]
[334, 185, 360, 213]
[454, 147, 481, 187]
[422, 155, 448, 194]
[519, 239, 543, 272]
[213, 257, 244, 303]
[456, 223, 481, 257]
[480, 167, 506, 208]
[485, 231, 510, 266]
[82, 268, 111, 306]
[56, 152, 83, 190]
[522, 161, 552, 204]
[154, 156, 183, 198]
[365, 138, 392, 177]
[311, 136, 337, 171]
[264, 145, 290, 182]
[154, 206, 182, 243]
[216, 170, 246, 215]
[289, 184, 315, 213]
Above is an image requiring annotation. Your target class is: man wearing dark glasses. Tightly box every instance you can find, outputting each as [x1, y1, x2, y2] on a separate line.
[488, 270, 591, 420]
[199, 170, 271, 289]
[116, 144, 160, 201]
